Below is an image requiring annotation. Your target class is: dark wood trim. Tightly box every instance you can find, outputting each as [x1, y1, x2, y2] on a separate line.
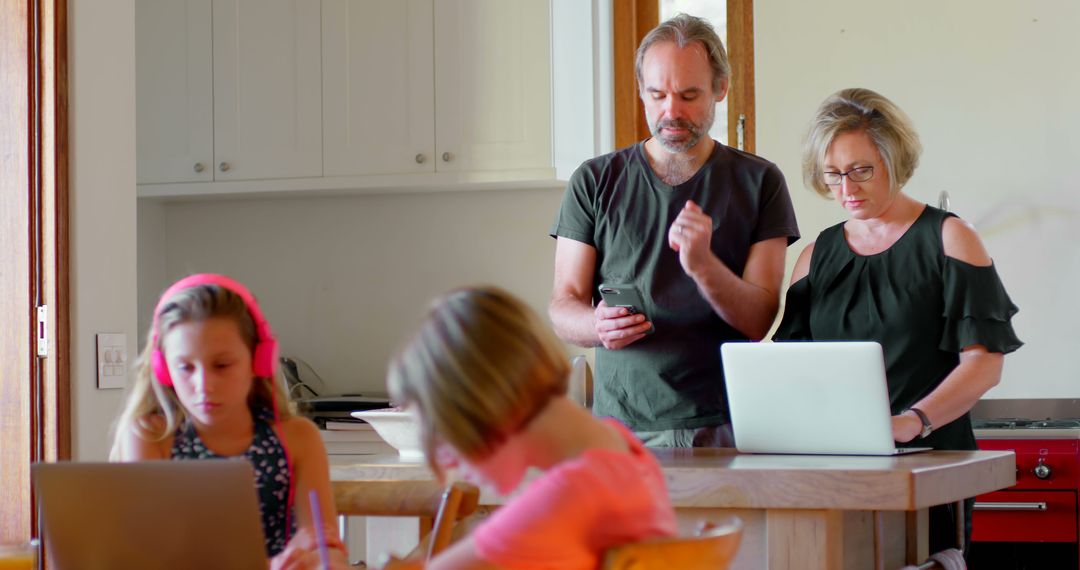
[727, 0, 755, 153]
[613, 1, 755, 152]
[38, 0, 71, 464]
[0, 0, 34, 543]
[52, 0, 71, 464]
[612, 0, 657, 150]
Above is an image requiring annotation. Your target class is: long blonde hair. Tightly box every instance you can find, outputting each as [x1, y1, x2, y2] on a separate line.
[109, 284, 292, 459]
[387, 286, 569, 479]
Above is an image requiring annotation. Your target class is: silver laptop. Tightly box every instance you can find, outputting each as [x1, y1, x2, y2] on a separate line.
[721, 341, 931, 456]
[33, 460, 268, 570]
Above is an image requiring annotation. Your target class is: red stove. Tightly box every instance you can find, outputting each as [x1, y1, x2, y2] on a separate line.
[970, 399, 1080, 569]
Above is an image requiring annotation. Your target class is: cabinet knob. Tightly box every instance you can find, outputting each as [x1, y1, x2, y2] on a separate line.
[442, 152, 454, 163]
[415, 154, 427, 164]
[1034, 458, 1052, 480]
[193, 162, 205, 173]
[219, 162, 231, 172]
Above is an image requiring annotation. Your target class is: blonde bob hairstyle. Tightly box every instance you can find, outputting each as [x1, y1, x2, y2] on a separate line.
[387, 286, 569, 480]
[802, 87, 923, 198]
[109, 284, 292, 459]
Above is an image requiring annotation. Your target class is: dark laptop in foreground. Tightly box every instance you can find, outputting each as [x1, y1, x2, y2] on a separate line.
[721, 341, 931, 456]
[33, 460, 267, 570]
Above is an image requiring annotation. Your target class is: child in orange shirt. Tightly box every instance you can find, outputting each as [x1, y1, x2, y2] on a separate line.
[385, 286, 676, 570]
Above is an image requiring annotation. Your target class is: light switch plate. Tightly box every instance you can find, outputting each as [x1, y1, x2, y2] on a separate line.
[96, 333, 128, 389]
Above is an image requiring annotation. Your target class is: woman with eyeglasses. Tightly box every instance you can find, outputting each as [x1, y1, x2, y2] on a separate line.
[773, 88, 1022, 556]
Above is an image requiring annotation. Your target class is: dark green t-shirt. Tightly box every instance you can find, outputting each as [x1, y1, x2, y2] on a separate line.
[550, 141, 800, 431]
[774, 205, 1023, 450]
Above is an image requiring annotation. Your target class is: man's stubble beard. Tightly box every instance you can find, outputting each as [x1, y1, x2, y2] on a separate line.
[649, 102, 716, 154]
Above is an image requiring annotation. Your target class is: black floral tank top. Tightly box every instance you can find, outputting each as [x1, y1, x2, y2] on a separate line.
[171, 408, 294, 556]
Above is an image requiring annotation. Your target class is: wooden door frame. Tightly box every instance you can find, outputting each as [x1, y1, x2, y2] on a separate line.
[613, 0, 755, 153]
[0, 0, 70, 542]
[1, 0, 35, 541]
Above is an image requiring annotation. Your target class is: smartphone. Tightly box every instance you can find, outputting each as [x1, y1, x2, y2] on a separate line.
[598, 283, 654, 334]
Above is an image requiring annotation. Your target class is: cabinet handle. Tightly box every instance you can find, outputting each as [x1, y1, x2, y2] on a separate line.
[415, 154, 427, 164]
[193, 162, 205, 173]
[219, 162, 231, 172]
[442, 152, 454, 163]
[973, 501, 1048, 511]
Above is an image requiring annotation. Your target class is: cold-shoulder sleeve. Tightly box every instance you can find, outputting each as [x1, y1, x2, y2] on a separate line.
[939, 258, 1023, 354]
[773, 277, 814, 341]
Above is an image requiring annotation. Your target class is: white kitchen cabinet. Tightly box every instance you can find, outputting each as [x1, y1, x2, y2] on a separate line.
[138, 0, 561, 197]
[433, 0, 552, 173]
[321, 0, 553, 178]
[135, 0, 214, 184]
[321, 0, 435, 176]
[136, 0, 322, 184]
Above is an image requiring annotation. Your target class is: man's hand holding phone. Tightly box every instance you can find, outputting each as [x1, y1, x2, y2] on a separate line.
[595, 284, 654, 350]
[594, 301, 653, 349]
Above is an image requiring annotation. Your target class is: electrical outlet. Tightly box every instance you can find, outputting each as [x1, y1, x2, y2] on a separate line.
[96, 333, 128, 389]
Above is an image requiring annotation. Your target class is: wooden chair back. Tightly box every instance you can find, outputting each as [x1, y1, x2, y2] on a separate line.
[332, 480, 480, 560]
[601, 518, 744, 570]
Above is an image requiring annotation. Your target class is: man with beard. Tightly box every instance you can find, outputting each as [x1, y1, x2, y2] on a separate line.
[548, 14, 800, 448]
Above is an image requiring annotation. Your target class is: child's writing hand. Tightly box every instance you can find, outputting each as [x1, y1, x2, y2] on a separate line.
[270, 525, 349, 570]
[379, 555, 424, 570]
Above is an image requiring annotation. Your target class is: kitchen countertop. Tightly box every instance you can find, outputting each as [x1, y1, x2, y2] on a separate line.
[330, 448, 1016, 511]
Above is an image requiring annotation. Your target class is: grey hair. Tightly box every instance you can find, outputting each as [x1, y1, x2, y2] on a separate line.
[635, 13, 730, 94]
[802, 88, 922, 198]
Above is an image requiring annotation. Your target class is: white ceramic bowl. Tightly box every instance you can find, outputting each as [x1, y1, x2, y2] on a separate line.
[351, 408, 424, 458]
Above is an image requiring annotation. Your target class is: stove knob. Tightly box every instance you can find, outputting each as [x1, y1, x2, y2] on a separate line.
[1034, 459, 1052, 480]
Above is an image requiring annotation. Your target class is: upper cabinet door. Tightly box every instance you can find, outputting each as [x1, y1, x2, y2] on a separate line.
[136, 0, 214, 184]
[434, 0, 552, 173]
[213, 0, 323, 181]
[322, 0, 435, 177]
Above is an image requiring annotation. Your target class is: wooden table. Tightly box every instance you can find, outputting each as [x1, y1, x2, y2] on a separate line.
[331, 449, 1015, 569]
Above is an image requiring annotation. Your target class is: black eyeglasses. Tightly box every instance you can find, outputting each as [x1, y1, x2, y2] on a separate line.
[823, 166, 874, 186]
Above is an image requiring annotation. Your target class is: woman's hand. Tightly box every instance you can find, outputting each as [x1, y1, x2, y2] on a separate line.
[892, 411, 924, 443]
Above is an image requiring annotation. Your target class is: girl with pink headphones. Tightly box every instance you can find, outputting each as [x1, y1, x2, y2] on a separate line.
[110, 274, 348, 569]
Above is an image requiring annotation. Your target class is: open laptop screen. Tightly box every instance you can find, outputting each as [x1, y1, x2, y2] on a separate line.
[33, 460, 268, 570]
[721, 341, 929, 456]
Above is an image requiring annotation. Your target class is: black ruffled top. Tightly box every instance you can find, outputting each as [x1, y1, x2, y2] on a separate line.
[775, 205, 1022, 450]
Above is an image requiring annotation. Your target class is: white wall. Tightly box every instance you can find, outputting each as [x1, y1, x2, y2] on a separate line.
[551, 0, 615, 178]
[137, 199, 168, 342]
[756, 1, 1080, 397]
[70, 0, 138, 459]
[155, 187, 567, 396]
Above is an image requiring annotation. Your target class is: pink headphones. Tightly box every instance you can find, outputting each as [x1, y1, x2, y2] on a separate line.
[150, 273, 279, 387]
